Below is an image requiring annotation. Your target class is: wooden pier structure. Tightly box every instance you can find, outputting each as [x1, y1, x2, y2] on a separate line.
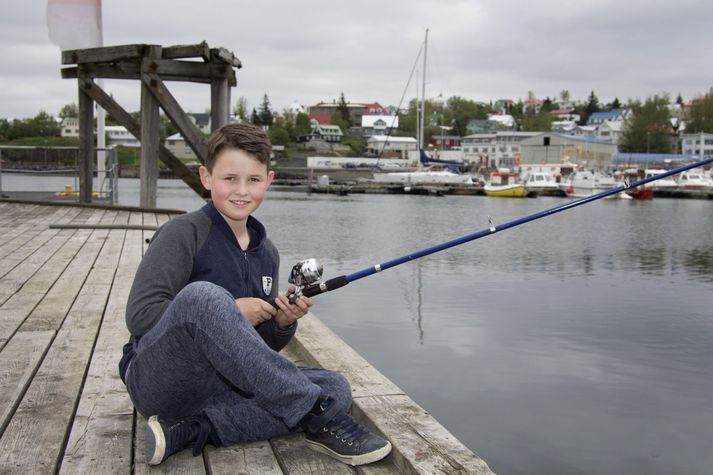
[0, 200, 493, 474]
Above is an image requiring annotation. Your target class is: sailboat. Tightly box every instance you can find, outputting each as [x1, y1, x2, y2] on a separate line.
[370, 29, 473, 189]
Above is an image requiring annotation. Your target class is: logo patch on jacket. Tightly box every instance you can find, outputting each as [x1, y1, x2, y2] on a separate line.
[262, 276, 273, 296]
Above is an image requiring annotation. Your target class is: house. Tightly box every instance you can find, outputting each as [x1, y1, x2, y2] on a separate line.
[586, 109, 629, 126]
[519, 133, 618, 170]
[165, 133, 198, 160]
[461, 131, 539, 169]
[596, 120, 624, 144]
[360, 115, 399, 137]
[429, 135, 461, 150]
[366, 135, 418, 159]
[681, 132, 713, 158]
[105, 126, 140, 147]
[188, 113, 211, 134]
[60, 117, 80, 137]
[308, 100, 385, 126]
[311, 124, 343, 143]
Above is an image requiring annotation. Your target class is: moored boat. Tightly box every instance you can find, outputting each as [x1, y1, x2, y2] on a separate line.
[484, 170, 528, 198]
[565, 170, 628, 199]
[644, 169, 678, 191]
[678, 168, 713, 189]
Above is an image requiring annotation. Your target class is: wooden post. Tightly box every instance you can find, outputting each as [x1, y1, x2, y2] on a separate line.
[139, 45, 162, 208]
[211, 77, 229, 132]
[78, 81, 94, 203]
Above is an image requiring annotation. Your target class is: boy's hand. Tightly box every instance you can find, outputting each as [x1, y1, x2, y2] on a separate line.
[235, 297, 277, 326]
[274, 286, 313, 329]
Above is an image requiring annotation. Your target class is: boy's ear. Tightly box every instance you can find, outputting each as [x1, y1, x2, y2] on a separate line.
[267, 170, 275, 187]
[199, 166, 212, 190]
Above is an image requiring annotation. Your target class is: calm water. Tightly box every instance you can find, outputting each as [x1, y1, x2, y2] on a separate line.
[6, 174, 713, 475]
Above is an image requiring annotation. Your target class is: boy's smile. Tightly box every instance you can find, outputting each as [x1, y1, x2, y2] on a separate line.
[199, 148, 274, 232]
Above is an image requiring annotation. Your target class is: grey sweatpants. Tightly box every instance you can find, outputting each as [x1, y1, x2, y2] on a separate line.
[125, 281, 352, 446]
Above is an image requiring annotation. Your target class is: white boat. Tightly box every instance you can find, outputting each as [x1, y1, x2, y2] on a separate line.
[522, 171, 560, 193]
[678, 169, 713, 189]
[565, 171, 629, 199]
[372, 168, 473, 185]
[644, 169, 678, 190]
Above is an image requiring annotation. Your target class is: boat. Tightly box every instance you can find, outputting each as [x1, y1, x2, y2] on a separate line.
[644, 168, 678, 191]
[484, 170, 528, 198]
[678, 168, 713, 189]
[564, 170, 629, 199]
[522, 171, 560, 194]
[625, 187, 654, 200]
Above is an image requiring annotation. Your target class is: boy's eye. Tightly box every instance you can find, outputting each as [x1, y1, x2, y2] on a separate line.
[250, 177, 262, 182]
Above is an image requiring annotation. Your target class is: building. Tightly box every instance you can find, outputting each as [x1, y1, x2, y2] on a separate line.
[429, 135, 461, 150]
[188, 113, 211, 134]
[311, 124, 343, 143]
[681, 132, 713, 158]
[360, 115, 399, 137]
[366, 135, 418, 159]
[461, 131, 539, 169]
[308, 100, 385, 126]
[586, 109, 629, 126]
[596, 120, 624, 144]
[60, 117, 80, 137]
[519, 133, 618, 170]
[105, 126, 140, 147]
[165, 133, 198, 160]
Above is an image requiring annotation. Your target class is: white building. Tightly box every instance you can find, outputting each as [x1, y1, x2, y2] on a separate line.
[596, 120, 624, 144]
[519, 133, 618, 170]
[461, 131, 539, 169]
[165, 133, 197, 160]
[681, 132, 713, 157]
[105, 126, 140, 147]
[360, 115, 399, 137]
[366, 135, 418, 159]
[60, 117, 80, 137]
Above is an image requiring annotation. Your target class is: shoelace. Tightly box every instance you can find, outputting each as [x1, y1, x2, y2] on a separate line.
[323, 413, 371, 445]
[167, 417, 212, 456]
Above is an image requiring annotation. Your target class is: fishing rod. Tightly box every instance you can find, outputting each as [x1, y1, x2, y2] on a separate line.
[283, 157, 713, 302]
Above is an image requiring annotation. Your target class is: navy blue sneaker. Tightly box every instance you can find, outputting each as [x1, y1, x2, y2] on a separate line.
[145, 415, 212, 465]
[301, 397, 392, 466]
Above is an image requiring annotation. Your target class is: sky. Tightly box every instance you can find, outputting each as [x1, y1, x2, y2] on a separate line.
[2, 0, 713, 120]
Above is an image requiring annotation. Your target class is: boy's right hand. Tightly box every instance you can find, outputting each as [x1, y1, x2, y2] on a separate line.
[235, 297, 277, 326]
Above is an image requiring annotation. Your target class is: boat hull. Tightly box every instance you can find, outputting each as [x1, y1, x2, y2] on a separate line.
[484, 184, 528, 198]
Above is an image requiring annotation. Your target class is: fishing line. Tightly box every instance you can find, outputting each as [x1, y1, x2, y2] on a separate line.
[283, 157, 713, 302]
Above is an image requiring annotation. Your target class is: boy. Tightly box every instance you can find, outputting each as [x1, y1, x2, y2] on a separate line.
[119, 123, 391, 466]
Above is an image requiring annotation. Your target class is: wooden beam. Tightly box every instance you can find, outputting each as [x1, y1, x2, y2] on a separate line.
[211, 78, 230, 132]
[77, 78, 207, 198]
[141, 70, 208, 162]
[211, 47, 243, 69]
[162, 41, 210, 61]
[140, 46, 162, 208]
[62, 44, 154, 65]
[63, 60, 236, 86]
[78, 81, 94, 203]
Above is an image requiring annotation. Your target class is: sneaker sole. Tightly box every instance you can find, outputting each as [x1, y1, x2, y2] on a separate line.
[305, 438, 392, 466]
[146, 415, 167, 465]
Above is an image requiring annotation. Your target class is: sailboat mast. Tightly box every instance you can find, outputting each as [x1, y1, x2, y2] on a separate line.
[419, 28, 428, 150]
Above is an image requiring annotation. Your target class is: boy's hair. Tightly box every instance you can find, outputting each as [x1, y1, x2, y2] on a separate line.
[205, 123, 272, 172]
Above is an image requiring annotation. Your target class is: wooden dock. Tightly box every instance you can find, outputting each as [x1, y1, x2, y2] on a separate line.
[0, 199, 493, 474]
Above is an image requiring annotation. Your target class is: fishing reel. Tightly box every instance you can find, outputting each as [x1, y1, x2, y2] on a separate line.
[286, 258, 324, 303]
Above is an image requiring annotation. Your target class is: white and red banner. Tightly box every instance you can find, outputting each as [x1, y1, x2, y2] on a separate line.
[47, 0, 103, 50]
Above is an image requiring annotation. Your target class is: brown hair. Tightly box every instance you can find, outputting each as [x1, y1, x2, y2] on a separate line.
[205, 123, 272, 172]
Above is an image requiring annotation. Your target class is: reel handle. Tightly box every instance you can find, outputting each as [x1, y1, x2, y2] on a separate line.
[270, 275, 350, 309]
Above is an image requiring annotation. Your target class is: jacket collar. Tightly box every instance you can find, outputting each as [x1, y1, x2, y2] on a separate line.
[202, 201, 266, 251]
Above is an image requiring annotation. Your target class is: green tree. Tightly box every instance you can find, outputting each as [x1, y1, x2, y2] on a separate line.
[59, 102, 78, 118]
[337, 92, 351, 127]
[343, 136, 366, 155]
[268, 126, 290, 146]
[258, 94, 273, 128]
[294, 112, 312, 138]
[609, 97, 622, 110]
[578, 90, 601, 125]
[233, 96, 248, 122]
[520, 110, 553, 131]
[251, 108, 261, 126]
[620, 95, 672, 153]
[683, 94, 713, 133]
[329, 111, 349, 135]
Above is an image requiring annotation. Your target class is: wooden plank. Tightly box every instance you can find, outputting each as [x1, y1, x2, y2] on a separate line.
[63, 63, 217, 84]
[0, 331, 55, 434]
[59, 213, 138, 474]
[145, 58, 233, 81]
[142, 71, 208, 162]
[270, 433, 354, 474]
[79, 78, 207, 197]
[62, 44, 151, 65]
[205, 442, 283, 475]
[0, 226, 120, 472]
[354, 396, 494, 475]
[211, 77, 230, 131]
[211, 47, 243, 68]
[162, 41, 210, 61]
[139, 46, 162, 209]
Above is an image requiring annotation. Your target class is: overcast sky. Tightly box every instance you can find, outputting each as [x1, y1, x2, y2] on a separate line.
[2, 0, 713, 120]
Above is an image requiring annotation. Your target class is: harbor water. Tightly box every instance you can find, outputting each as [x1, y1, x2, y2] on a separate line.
[4, 174, 713, 475]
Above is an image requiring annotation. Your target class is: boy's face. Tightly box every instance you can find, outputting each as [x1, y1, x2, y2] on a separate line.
[199, 148, 274, 226]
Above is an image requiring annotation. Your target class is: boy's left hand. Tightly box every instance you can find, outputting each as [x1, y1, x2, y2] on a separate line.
[274, 286, 313, 329]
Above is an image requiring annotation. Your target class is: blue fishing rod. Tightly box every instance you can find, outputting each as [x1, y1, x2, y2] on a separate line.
[285, 157, 713, 300]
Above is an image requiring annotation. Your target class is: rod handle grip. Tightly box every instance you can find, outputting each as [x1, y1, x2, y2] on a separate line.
[271, 275, 349, 308]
